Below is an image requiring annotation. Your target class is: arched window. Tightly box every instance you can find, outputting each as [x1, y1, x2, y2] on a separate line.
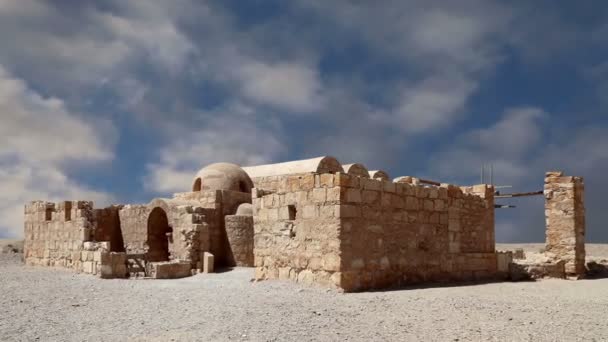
[193, 178, 202, 191]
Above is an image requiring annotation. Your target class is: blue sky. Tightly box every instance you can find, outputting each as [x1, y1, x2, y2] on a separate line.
[1, 0, 607, 242]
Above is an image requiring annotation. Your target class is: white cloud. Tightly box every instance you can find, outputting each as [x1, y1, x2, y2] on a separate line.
[393, 73, 478, 133]
[0, 66, 113, 164]
[144, 104, 287, 194]
[237, 61, 324, 112]
[0, 66, 114, 238]
[428, 106, 547, 184]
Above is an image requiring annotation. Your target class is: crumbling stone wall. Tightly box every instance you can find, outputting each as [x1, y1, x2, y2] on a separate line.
[544, 171, 586, 277]
[24, 201, 94, 268]
[253, 173, 343, 288]
[119, 199, 212, 268]
[24, 201, 127, 278]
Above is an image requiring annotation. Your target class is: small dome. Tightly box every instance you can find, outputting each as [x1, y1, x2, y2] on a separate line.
[192, 163, 253, 193]
[236, 203, 253, 216]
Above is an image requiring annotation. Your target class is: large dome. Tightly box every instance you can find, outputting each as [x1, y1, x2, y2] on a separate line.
[192, 163, 253, 193]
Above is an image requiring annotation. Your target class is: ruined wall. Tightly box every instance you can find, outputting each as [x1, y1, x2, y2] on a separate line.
[225, 215, 254, 267]
[457, 185, 495, 253]
[544, 171, 586, 277]
[24, 201, 127, 278]
[24, 201, 94, 268]
[253, 173, 342, 288]
[119, 200, 213, 268]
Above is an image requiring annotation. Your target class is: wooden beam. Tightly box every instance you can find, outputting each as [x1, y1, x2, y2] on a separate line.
[495, 190, 543, 198]
[419, 178, 441, 186]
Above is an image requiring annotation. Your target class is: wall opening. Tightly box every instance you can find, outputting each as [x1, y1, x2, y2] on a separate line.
[239, 180, 249, 193]
[288, 205, 297, 220]
[193, 178, 202, 192]
[146, 207, 172, 262]
[64, 202, 72, 221]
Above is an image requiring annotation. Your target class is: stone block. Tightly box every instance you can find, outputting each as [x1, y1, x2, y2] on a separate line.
[93, 251, 102, 262]
[302, 205, 318, 219]
[320, 174, 334, 187]
[151, 261, 192, 279]
[311, 188, 326, 203]
[335, 205, 360, 218]
[344, 188, 362, 203]
[326, 187, 340, 202]
[362, 190, 379, 204]
[203, 252, 214, 273]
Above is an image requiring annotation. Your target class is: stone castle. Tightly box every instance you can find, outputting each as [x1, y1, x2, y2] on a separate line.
[23, 157, 586, 291]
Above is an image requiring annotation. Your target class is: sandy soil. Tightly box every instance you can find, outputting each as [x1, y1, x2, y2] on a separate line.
[2, 244, 608, 341]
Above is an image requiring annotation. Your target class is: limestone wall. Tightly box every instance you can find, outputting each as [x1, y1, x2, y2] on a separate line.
[253, 172, 498, 291]
[23, 201, 127, 278]
[24, 201, 94, 268]
[544, 172, 586, 277]
[253, 173, 343, 288]
[119, 201, 212, 267]
[336, 174, 495, 291]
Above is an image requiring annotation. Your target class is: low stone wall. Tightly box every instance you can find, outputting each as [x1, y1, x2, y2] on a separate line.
[79, 242, 128, 278]
[225, 215, 254, 267]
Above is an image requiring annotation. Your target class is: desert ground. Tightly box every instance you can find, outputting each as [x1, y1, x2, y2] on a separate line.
[2, 241, 608, 342]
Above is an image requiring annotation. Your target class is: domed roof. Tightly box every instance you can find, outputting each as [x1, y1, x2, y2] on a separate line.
[235, 203, 253, 216]
[192, 163, 253, 193]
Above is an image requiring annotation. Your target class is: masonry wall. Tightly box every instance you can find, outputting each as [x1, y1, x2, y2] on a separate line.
[24, 201, 127, 278]
[253, 172, 498, 291]
[337, 174, 496, 291]
[253, 173, 343, 288]
[544, 172, 586, 277]
[118, 205, 151, 255]
[172, 190, 251, 266]
[250, 174, 313, 193]
[24, 201, 94, 268]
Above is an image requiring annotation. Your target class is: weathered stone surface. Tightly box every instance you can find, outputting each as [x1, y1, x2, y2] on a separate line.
[203, 252, 214, 273]
[225, 215, 254, 267]
[544, 172, 585, 277]
[509, 260, 566, 281]
[149, 261, 192, 279]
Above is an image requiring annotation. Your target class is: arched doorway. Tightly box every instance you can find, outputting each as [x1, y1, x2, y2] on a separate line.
[147, 207, 172, 262]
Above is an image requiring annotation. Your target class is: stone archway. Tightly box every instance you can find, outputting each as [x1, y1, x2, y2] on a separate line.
[147, 207, 172, 262]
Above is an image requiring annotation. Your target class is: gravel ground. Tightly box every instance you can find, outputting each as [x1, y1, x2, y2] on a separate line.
[2, 245, 608, 342]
